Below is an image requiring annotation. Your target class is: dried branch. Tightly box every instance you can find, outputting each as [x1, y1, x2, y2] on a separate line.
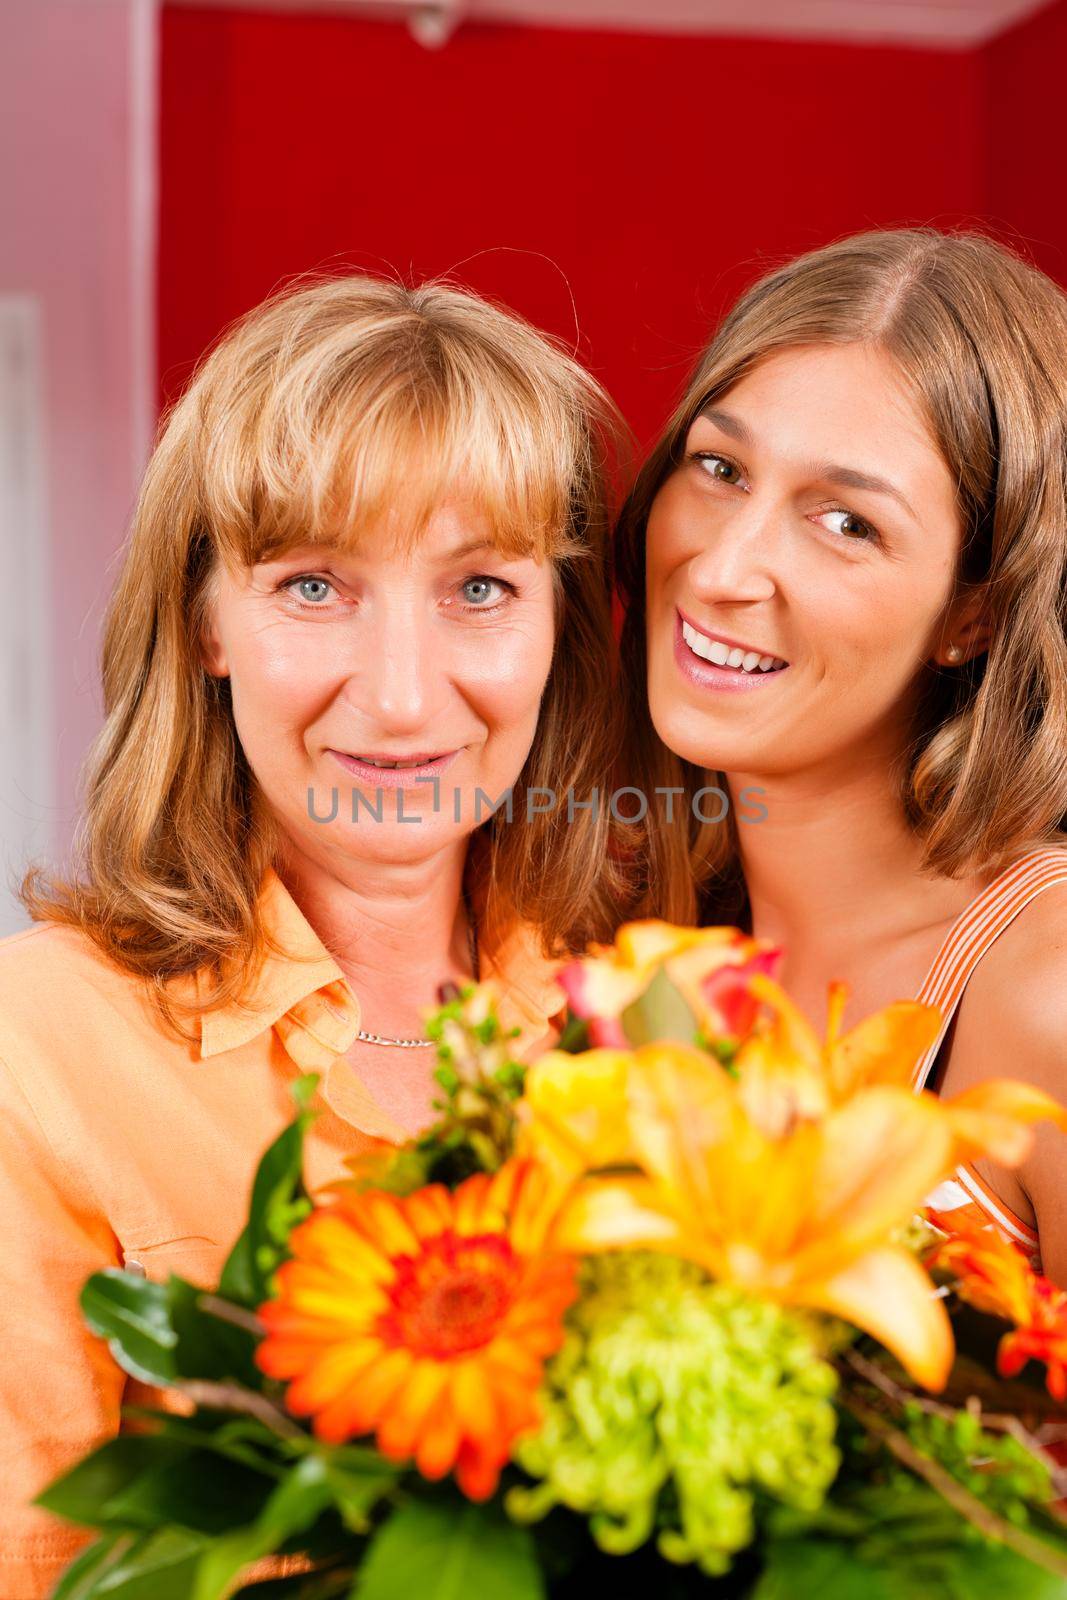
[196, 1293, 267, 1337]
[175, 1379, 306, 1441]
[843, 1393, 1067, 1579]
[842, 1348, 1067, 1499]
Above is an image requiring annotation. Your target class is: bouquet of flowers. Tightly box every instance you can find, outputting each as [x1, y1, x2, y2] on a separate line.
[36, 923, 1067, 1597]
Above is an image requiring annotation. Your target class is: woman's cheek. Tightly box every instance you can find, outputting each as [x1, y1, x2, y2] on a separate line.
[461, 620, 555, 710]
[239, 628, 343, 728]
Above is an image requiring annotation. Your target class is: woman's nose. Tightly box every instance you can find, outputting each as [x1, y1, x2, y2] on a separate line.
[685, 497, 779, 605]
[346, 607, 448, 732]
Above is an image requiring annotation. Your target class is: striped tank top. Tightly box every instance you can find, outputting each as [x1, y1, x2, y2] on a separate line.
[915, 845, 1067, 1270]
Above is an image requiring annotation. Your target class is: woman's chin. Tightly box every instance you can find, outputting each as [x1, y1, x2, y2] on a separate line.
[318, 823, 481, 867]
[649, 702, 747, 767]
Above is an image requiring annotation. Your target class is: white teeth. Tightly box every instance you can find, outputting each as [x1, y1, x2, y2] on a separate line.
[682, 619, 787, 674]
[682, 620, 715, 663]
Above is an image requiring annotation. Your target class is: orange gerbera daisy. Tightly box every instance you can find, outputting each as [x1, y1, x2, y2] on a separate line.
[254, 1160, 578, 1499]
[926, 1208, 1067, 1400]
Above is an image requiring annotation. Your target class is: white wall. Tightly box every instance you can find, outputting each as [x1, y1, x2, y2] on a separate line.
[0, 0, 158, 929]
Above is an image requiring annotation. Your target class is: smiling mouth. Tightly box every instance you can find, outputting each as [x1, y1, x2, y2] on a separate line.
[335, 751, 456, 769]
[679, 613, 789, 674]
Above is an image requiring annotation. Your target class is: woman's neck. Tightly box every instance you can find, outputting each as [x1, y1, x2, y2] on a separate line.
[727, 756, 987, 965]
[274, 838, 475, 1027]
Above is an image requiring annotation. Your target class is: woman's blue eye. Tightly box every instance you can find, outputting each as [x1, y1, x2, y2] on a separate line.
[461, 576, 504, 606]
[287, 575, 334, 604]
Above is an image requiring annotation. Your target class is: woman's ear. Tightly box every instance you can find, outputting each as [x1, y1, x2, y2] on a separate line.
[198, 571, 230, 678]
[935, 588, 992, 667]
[199, 620, 229, 678]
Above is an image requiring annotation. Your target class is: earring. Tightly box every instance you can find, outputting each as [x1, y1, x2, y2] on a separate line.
[945, 644, 963, 663]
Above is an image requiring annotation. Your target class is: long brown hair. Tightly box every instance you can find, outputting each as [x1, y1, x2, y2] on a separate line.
[21, 273, 636, 1038]
[616, 227, 1067, 927]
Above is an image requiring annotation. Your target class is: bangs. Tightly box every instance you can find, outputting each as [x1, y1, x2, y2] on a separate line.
[193, 291, 600, 572]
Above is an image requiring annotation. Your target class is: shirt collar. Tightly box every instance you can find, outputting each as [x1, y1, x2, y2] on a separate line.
[196, 865, 567, 1077]
[198, 867, 360, 1062]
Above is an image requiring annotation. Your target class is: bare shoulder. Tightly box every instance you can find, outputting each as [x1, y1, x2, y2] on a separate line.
[938, 875, 1067, 1253]
[960, 876, 1067, 1072]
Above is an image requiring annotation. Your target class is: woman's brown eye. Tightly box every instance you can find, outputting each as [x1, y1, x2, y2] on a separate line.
[817, 509, 877, 544]
[697, 454, 741, 484]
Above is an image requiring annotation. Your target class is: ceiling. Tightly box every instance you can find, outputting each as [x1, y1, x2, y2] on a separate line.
[169, 0, 1053, 48]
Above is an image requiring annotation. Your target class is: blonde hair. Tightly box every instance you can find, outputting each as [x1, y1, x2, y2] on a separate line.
[21, 272, 635, 1037]
[616, 227, 1067, 926]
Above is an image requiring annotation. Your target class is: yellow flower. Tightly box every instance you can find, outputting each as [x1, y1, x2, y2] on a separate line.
[519, 1048, 635, 1178]
[548, 1042, 955, 1388]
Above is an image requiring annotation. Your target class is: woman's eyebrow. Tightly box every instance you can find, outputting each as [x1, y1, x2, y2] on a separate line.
[440, 538, 496, 562]
[814, 463, 917, 521]
[696, 406, 752, 444]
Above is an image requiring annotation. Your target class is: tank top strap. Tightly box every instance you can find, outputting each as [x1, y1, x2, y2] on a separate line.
[911, 846, 1067, 1093]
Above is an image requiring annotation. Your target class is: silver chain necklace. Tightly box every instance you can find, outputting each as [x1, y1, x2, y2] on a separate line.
[354, 886, 479, 1048]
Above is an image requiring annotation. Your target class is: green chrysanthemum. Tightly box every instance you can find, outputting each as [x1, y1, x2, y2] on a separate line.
[508, 1253, 844, 1575]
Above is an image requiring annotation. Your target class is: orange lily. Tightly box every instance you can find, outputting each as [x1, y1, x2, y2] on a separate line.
[925, 1207, 1067, 1400]
[739, 972, 1067, 1161]
[735, 973, 941, 1111]
[547, 1041, 959, 1390]
[528, 977, 1067, 1392]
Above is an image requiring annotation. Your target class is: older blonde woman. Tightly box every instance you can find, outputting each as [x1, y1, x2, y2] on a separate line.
[0, 275, 632, 1592]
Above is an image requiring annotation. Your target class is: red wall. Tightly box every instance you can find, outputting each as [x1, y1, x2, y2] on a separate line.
[159, 6, 987, 445]
[985, 0, 1067, 285]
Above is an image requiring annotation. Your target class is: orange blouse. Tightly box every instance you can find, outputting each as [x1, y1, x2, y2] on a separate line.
[0, 866, 566, 1596]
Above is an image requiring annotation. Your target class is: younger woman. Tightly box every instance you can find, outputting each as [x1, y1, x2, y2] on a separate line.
[617, 228, 1067, 1280]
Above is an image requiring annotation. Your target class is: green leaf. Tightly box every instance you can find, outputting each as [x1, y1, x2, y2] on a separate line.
[36, 1436, 191, 1527]
[758, 1480, 1067, 1600]
[353, 1495, 544, 1600]
[190, 1454, 335, 1600]
[219, 1074, 320, 1309]
[755, 1533, 1067, 1600]
[79, 1273, 179, 1387]
[168, 1277, 262, 1387]
[35, 1432, 275, 1537]
[752, 1537, 906, 1600]
[48, 1531, 128, 1599]
[555, 1013, 590, 1053]
[311, 1446, 397, 1533]
[78, 1268, 263, 1392]
[48, 1528, 208, 1599]
[101, 1451, 274, 1536]
[116, 1406, 295, 1477]
[619, 966, 699, 1047]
